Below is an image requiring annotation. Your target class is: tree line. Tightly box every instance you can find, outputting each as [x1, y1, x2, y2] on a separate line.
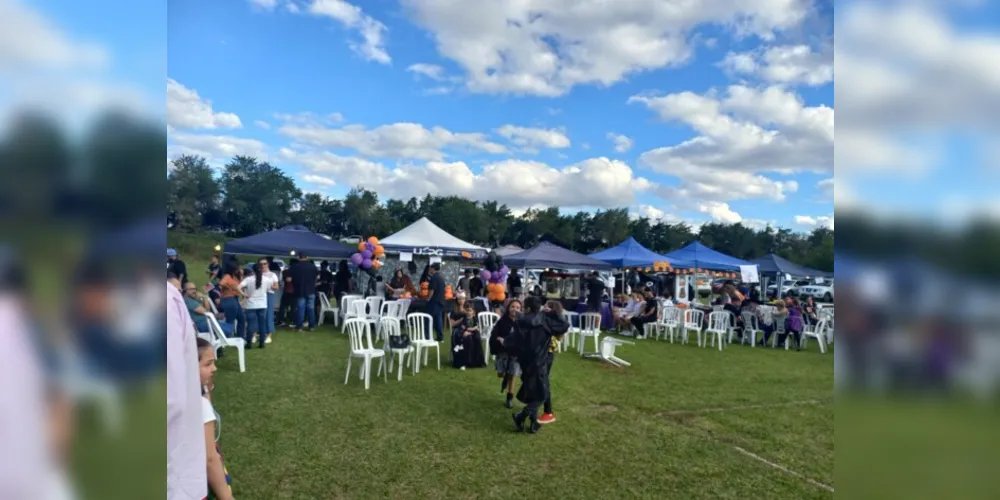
[167, 155, 835, 272]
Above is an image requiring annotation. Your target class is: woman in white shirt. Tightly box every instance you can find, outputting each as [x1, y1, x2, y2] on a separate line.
[258, 258, 279, 345]
[240, 263, 277, 349]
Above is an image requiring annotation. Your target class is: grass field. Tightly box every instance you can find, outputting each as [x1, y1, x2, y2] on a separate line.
[207, 321, 833, 500]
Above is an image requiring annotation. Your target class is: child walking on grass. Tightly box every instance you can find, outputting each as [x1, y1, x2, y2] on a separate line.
[499, 297, 569, 434]
[490, 299, 522, 408]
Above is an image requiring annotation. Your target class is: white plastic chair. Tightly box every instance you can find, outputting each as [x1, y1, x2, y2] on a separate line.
[705, 312, 729, 350]
[208, 297, 220, 316]
[660, 307, 682, 342]
[477, 312, 500, 361]
[374, 300, 400, 342]
[406, 313, 441, 373]
[802, 318, 829, 353]
[578, 312, 602, 356]
[346, 299, 367, 326]
[679, 309, 704, 346]
[341, 294, 364, 322]
[583, 336, 635, 367]
[741, 311, 760, 348]
[562, 311, 580, 350]
[772, 312, 789, 349]
[317, 292, 339, 327]
[365, 296, 384, 325]
[343, 318, 386, 390]
[644, 306, 664, 339]
[378, 317, 414, 381]
[202, 313, 246, 373]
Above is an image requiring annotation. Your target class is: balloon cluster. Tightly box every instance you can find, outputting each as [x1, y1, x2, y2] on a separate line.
[481, 250, 509, 302]
[350, 236, 385, 276]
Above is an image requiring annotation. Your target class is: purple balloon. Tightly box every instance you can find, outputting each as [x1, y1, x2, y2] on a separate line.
[501, 265, 510, 275]
[350, 253, 363, 266]
[480, 270, 491, 282]
[361, 249, 373, 259]
[366, 241, 375, 252]
[361, 258, 372, 269]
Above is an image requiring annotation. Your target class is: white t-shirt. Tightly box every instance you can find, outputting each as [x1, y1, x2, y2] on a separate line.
[202, 397, 219, 442]
[240, 275, 277, 309]
[264, 271, 278, 294]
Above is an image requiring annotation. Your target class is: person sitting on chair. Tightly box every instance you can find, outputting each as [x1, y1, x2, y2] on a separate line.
[629, 289, 658, 338]
[449, 301, 485, 369]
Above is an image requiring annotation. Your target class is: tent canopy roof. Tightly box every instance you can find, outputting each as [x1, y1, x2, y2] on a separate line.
[663, 241, 751, 272]
[588, 237, 675, 268]
[493, 245, 523, 257]
[379, 217, 486, 252]
[504, 241, 612, 270]
[224, 225, 354, 259]
[751, 253, 830, 277]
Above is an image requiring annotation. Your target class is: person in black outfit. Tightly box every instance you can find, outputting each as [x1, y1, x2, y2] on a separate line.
[448, 302, 485, 369]
[426, 263, 446, 342]
[167, 248, 187, 287]
[290, 255, 318, 331]
[499, 296, 569, 434]
[318, 261, 334, 297]
[507, 269, 523, 297]
[491, 299, 522, 408]
[334, 260, 352, 306]
[630, 289, 658, 338]
[585, 271, 605, 313]
[469, 272, 484, 298]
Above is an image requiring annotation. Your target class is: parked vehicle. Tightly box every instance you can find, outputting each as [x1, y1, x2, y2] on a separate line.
[768, 279, 812, 297]
[796, 282, 835, 302]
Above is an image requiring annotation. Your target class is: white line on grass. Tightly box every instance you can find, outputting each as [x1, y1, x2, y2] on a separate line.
[658, 399, 827, 416]
[732, 445, 835, 493]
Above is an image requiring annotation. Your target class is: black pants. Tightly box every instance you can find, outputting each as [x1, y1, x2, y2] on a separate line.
[587, 300, 602, 313]
[278, 293, 296, 324]
[518, 401, 542, 421]
[630, 316, 654, 333]
[778, 330, 802, 348]
[544, 355, 554, 414]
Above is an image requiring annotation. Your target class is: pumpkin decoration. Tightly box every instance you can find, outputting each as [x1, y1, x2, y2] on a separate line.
[444, 285, 454, 300]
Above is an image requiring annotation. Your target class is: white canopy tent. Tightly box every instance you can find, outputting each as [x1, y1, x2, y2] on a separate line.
[379, 217, 487, 259]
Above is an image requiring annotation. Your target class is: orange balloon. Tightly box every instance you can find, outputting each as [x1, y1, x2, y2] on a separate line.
[374, 245, 385, 256]
[358, 242, 366, 251]
[368, 236, 380, 246]
[372, 260, 382, 269]
[497, 292, 506, 301]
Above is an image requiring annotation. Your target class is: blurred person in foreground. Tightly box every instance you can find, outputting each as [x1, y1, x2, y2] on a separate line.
[499, 296, 569, 434]
[0, 254, 75, 499]
[196, 338, 233, 500]
[167, 279, 207, 500]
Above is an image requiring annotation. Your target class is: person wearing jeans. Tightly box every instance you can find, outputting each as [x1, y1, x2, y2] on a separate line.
[426, 263, 446, 341]
[290, 255, 318, 331]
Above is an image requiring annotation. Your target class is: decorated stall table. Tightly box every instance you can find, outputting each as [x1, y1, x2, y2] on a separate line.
[574, 301, 614, 330]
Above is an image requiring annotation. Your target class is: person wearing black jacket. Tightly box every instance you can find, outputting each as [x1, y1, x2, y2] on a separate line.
[499, 296, 569, 434]
[490, 299, 522, 408]
[290, 254, 318, 331]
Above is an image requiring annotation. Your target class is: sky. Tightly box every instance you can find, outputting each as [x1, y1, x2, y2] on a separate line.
[163, 0, 835, 231]
[13, 0, 1000, 234]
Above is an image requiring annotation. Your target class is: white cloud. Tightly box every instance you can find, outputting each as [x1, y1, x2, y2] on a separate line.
[284, 149, 651, 210]
[402, 0, 811, 96]
[607, 132, 633, 153]
[632, 84, 827, 204]
[254, 120, 271, 130]
[817, 177, 833, 200]
[721, 44, 833, 86]
[167, 78, 242, 130]
[631, 204, 682, 224]
[307, 0, 390, 64]
[168, 132, 268, 164]
[698, 201, 743, 224]
[302, 173, 336, 186]
[248, 0, 278, 10]
[278, 121, 508, 160]
[794, 214, 834, 230]
[496, 125, 571, 152]
[0, 0, 109, 72]
[407, 63, 447, 81]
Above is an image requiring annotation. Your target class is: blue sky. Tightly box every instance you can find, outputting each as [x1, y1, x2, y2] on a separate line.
[162, 0, 836, 231]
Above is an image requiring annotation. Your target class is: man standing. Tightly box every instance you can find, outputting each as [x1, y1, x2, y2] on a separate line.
[585, 271, 605, 313]
[457, 269, 472, 296]
[167, 249, 188, 287]
[167, 282, 207, 500]
[290, 254, 318, 332]
[426, 263, 445, 342]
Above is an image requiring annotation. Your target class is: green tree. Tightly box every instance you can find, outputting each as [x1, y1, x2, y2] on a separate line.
[168, 155, 221, 232]
[221, 156, 302, 236]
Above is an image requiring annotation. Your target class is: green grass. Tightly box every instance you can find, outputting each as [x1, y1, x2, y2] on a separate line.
[207, 324, 833, 500]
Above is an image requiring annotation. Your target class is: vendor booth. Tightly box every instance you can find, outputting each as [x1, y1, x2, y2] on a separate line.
[505, 242, 614, 326]
[664, 241, 756, 302]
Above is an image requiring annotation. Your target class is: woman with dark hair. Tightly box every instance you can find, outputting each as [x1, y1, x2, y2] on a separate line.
[499, 296, 569, 434]
[449, 297, 486, 369]
[218, 266, 247, 341]
[386, 267, 414, 298]
[491, 299, 522, 408]
[240, 263, 277, 349]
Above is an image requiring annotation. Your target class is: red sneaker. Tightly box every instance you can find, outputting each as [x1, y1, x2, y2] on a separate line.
[538, 413, 556, 424]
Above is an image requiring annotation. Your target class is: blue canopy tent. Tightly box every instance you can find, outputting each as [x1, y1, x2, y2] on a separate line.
[504, 241, 612, 270]
[751, 253, 830, 278]
[588, 237, 692, 268]
[663, 241, 751, 271]
[224, 225, 354, 259]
